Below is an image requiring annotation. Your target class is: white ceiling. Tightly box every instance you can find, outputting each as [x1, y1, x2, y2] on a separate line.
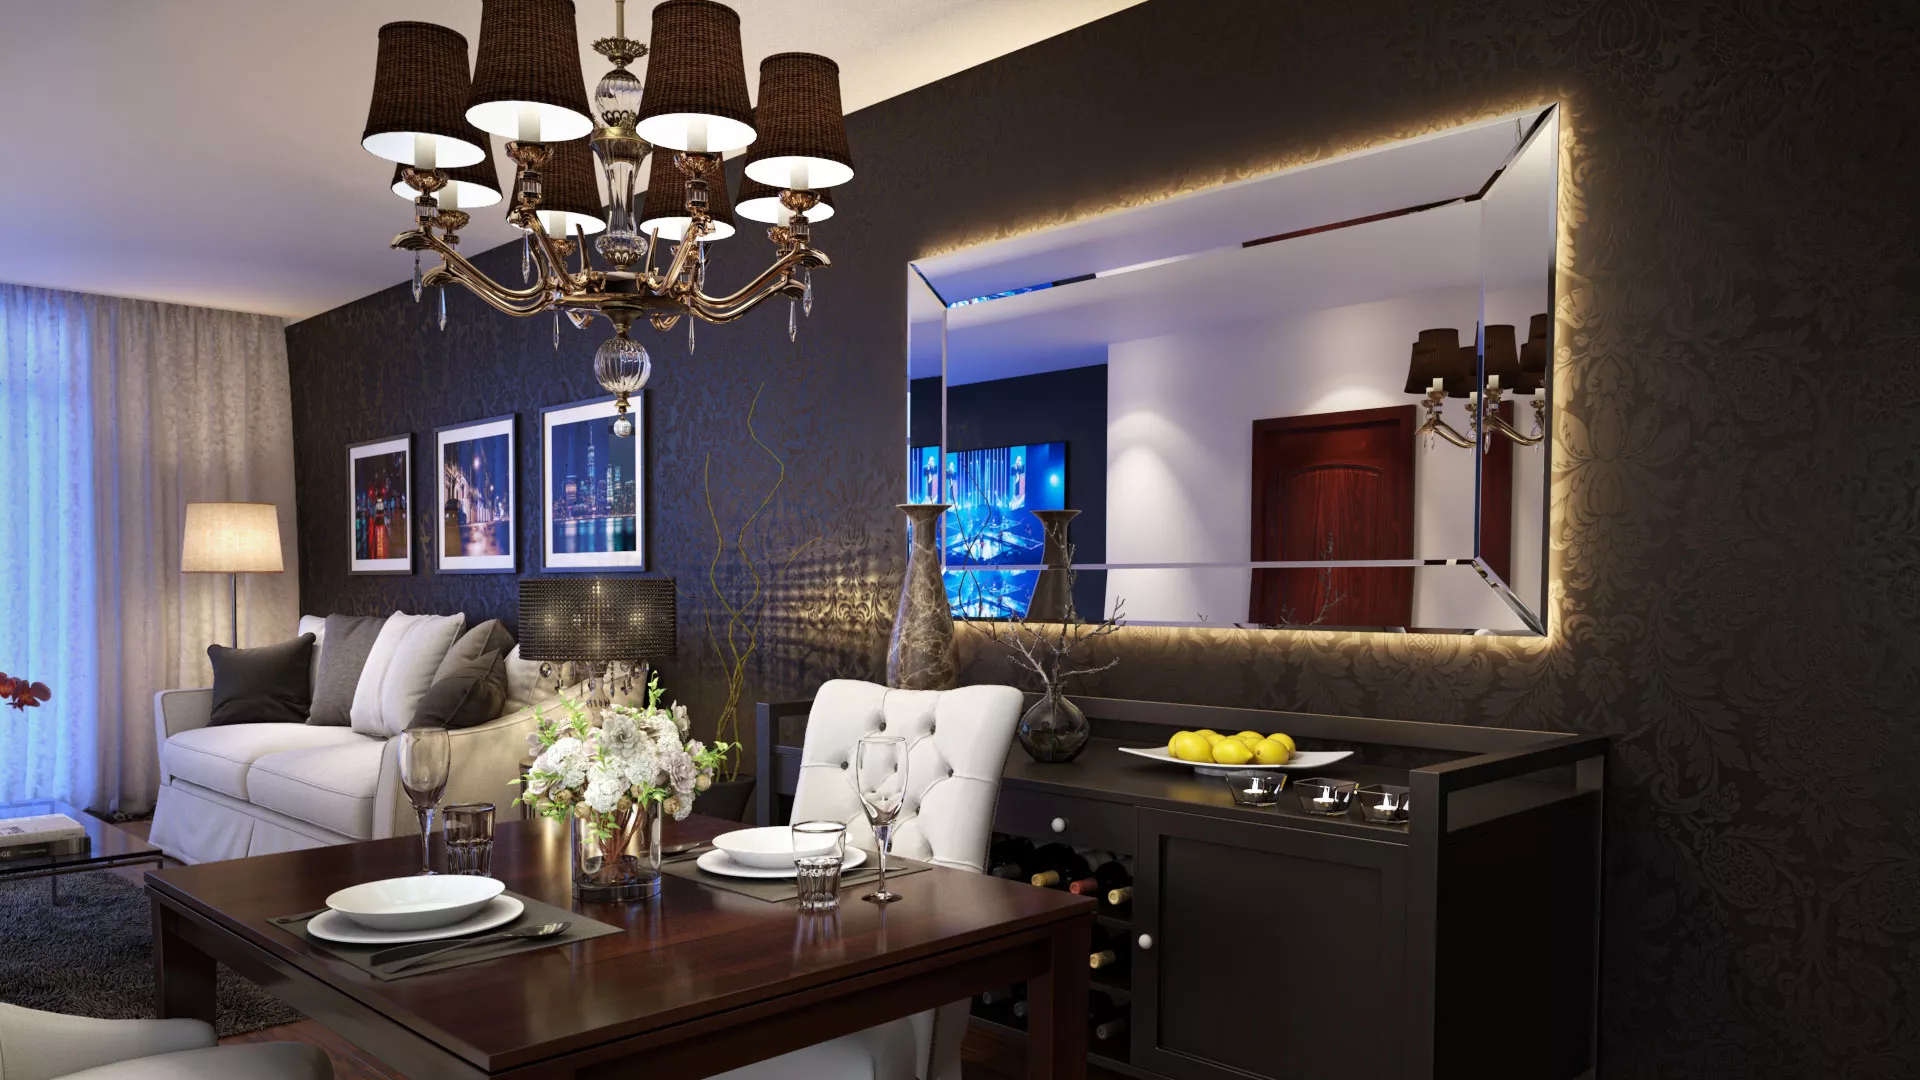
[0, 0, 1144, 322]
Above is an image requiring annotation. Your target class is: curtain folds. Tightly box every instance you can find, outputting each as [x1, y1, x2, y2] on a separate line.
[0, 284, 297, 812]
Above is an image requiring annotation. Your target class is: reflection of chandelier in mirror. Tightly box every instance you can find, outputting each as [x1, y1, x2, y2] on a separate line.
[1405, 314, 1549, 450]
[360, 0, 853, 436]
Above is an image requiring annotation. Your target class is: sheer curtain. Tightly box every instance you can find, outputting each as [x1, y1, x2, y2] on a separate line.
[0, 284, 298, 812]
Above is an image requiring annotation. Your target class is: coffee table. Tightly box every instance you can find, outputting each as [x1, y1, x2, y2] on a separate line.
[146, 813, 1094, 1079]
[0, 798, 165, 901]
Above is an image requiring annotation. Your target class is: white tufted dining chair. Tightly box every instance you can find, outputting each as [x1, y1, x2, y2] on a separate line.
[710, 679, 1024, 1080]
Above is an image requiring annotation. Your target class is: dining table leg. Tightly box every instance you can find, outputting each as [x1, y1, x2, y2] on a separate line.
[1025, 913, 1092, 1079]
[151, 895, 217, 1024]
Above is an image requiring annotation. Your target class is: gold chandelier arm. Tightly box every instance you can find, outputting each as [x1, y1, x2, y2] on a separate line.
[684, 247, 830, 321]
[394, 229, 556, 303]
[1424, 418, 1478, 448]
[1485, 409, 1547, 446]
[422, 262, 554, 317]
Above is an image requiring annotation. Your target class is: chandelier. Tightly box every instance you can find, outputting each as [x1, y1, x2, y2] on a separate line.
[360, 0, 853, 436]
[1404, 316, 1550, 450]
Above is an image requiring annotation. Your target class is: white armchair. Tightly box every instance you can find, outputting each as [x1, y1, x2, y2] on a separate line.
[0, 1003, 329, 1079]
[714, 679, 1024, 1080]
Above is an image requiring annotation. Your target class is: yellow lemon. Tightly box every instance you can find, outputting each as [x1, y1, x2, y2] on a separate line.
[1167, 730, 1192, 751]
[1203, 733, 1228, 745]
[1169, 732, 1213, 763]
[1234, 733, 1265, 749]
[1267, 733, 1296, 755]
[1253, 738, 1292, 766]
[1234, 731, 1264, 741]
[1194, 729, 1220, 738]
[1210, 739, 1254, 766]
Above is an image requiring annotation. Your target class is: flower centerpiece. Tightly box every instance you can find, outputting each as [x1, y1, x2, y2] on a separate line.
[516, 674, 730, 901]
[0, 673, 50, 712]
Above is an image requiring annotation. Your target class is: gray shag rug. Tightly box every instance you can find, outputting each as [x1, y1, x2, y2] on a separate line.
[0, 871, 304, 1037]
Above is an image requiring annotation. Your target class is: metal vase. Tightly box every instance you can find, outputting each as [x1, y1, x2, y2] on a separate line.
[888, 503, 959, 690]
[1025, 508, 1081, 622]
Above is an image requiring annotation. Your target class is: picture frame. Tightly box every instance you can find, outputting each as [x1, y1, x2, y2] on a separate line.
[434, 414, 517, 574]
[540, 395, 645, 571]
[348, 434, 412, 575]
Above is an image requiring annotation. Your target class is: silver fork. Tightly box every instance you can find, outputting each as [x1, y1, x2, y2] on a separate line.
[378, 921, 570, 975]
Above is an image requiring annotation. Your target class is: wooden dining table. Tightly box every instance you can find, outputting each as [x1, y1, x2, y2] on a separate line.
[146, 813, 1093, 1079]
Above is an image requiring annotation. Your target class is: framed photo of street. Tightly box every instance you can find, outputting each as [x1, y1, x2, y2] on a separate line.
[348, 434, 412, 575]
[540, 396, 644, 571]
[435, 415, 516, 574]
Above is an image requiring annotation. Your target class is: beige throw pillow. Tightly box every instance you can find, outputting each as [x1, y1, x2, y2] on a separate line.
[349, 612, 467, 737]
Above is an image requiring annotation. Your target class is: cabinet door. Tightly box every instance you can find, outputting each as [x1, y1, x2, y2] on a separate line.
[1132, 808, 1407, 1080]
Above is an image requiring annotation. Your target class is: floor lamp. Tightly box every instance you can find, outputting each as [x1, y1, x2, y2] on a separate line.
[181, 502, 284, 648]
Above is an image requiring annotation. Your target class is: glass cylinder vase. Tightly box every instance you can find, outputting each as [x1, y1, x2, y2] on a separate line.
[1018, 687, 1090, 763]
[571, 800, 662, 902]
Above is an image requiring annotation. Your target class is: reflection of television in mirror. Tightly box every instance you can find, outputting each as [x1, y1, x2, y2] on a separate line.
[906, 442, 1066, 618]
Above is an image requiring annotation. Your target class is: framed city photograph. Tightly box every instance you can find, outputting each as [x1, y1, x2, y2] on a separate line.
[540, 395, 644, 571]
[348, 434, 412, 574]
[435, 414, 516, 573]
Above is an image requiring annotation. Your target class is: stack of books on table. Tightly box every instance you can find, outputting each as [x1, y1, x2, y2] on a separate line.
[0, 813, 90, 860]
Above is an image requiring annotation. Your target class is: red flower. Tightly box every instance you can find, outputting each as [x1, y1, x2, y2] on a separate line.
[0, 672, 51, 711]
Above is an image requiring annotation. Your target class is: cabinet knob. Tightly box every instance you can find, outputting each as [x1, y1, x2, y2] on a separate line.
[1049, 817, 1068, 834]
[1137, 933, 1154, 950]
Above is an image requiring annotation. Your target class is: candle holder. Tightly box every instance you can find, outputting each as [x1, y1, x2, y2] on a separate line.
[1354, 784, 1411, 824]
[1295, 777, 1357, 816]
[1221, 771, 1287, 806]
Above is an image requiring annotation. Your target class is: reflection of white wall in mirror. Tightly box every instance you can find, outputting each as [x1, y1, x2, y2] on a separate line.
[1484, 284, 1550, 613]
[1105, 285, 1519, 627]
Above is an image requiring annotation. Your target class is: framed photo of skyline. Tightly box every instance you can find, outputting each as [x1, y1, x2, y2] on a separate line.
[348, 434, 411, 575]
[435, 415, 516, 573]
[540, 396, 644, 571]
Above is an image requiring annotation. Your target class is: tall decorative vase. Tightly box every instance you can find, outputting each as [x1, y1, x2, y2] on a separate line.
[888, 503, 959, 690]
[1018, 685, 1090, 763]
[1025, 508, 1081, 622]
[572, 801, 663, 902]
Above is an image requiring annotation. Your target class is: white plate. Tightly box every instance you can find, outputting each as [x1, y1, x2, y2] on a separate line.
[1117, 745, 1355, 774]
[712, 825, 845, 870]
[308, 895, 525, 945]
[695, 846, 868, 880]
[325, 875, 506, 931]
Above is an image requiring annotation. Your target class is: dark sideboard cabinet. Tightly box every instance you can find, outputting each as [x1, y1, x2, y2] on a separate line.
[757, 695, 1606, 1080]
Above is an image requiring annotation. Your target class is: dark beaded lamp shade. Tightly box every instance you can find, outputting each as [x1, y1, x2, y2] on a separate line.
[363, 22, 487, 168]
[390, 139, 503, 209]
[743, 53, 854, 190]
[635, 0, 757, 154]
[1482, 323, 1541, 394]
[518, 578, 676, 663]
[1404, 328, 1476, 397]
[735, 175, 834, 224]
[466, 0, 595, 143]
[639, 151, 735, 241]
[514, 136, 607, 236]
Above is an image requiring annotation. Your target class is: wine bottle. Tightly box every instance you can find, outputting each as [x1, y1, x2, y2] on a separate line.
[987, 836, 1037, 880]
[1088, 926, 1129, 972]
[1029, 843, 1090, 888]
[1069, 858, 1132, 902]
[1090, 995, 1130, 1041]
[979, 983, 1024, 1007]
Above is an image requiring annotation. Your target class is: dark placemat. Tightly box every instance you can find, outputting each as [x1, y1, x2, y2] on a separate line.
[662, 851, 935, 902]
[268, 891, 621, 981]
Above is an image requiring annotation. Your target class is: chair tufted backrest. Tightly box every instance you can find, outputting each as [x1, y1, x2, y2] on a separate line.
[789, 680, 1023, 873]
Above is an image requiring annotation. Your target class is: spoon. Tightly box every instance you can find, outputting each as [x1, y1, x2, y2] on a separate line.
[377, 922, 570, 974]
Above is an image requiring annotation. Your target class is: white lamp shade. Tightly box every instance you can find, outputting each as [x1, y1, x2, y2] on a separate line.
[535, 209, 607, 236]
[391, 177, 505, 210]
[742, 156, 854, 191]
[636, 215, 735, 242]
[734, 194, 834, 226]
[182, 503, 284, 574]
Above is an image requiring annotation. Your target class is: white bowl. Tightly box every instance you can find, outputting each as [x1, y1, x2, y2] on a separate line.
[711, 826, 842, 870]
[325, 875, 506, 932]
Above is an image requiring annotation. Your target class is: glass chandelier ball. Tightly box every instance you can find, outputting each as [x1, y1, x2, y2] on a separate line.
[595, 67, 644, 128]
[595, 333, 652, 395]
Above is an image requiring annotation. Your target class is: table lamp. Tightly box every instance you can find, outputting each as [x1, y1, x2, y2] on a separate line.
[518, 577, 676, 712]
[181, 502, 284, 647]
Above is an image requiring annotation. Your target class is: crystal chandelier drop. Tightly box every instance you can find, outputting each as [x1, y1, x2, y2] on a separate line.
[360, 0, 853, 435]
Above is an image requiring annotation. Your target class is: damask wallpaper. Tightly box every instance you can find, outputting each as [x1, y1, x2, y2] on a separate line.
[286, 0, 1920, 1073]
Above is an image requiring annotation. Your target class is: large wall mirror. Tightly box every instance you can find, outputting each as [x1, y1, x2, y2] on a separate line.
[907, 106, 1559, 635]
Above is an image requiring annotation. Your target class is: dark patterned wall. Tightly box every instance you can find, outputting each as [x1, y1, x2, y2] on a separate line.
[288, 0, 1920, 1073]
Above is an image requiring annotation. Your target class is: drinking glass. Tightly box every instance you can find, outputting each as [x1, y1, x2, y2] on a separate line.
[397, 727, 451, 875]
[791, 820, 848, 911]
[854, 734, 909, 904]
[444, 802, 495, 875]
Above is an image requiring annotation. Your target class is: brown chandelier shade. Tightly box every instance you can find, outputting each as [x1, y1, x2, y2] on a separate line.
[1404, 327, 1476, 397]
[1520, 312, 1551, 385]
[466, 0, 596, 143]
[1482, 324, 1543, 394]
[518, 578, 677, 663]
[744, 53, 854, 189]
[363, 22, 488, 168]
[639, 152, 735, 241]
[390, 140, 504, 210]
[735, 176, 835, 224]
[514, 136, 607, 236]
[635, 0, 757, 154]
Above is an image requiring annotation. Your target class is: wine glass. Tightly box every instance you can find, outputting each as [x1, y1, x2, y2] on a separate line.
[854, 734, 909, 904]
[397, 727, 451, 875]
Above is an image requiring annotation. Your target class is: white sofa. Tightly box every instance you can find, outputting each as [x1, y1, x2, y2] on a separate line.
[148, 616, 569, 865]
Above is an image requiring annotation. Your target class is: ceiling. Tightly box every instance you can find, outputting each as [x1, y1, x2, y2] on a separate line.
[0, 0, 1144, 322]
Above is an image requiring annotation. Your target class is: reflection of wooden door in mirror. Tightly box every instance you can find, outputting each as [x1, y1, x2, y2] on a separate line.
[1250, 406, 1415, 627]
[1479, 401, 1514, 585]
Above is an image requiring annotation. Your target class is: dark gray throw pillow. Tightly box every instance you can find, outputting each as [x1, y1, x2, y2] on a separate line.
[413, 648, 508, 729]
[208, 634, 315, 726]
[308, 613, 388, 726]
[433, 618, 515, 683]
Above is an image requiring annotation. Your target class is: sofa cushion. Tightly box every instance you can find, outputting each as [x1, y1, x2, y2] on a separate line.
[298, 615, 325, 687]
[435, 619, 515, 683]
[416, 649, 508, 730]
[502, 645, 553, 715]
[249, 737, 387, 840]
[350, 612, 466, 738]
[309, 614, 388, 726]
[206, 635, 315, 726]
[54, 1041, 332, 1080]
[161, 724, 367, 800]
